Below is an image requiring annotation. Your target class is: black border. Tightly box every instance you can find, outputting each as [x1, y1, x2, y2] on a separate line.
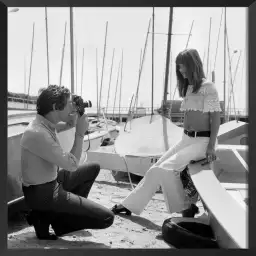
[2, 0, 256, 255]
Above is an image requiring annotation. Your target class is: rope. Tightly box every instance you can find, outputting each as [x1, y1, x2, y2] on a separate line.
[112, 145, 135, 190]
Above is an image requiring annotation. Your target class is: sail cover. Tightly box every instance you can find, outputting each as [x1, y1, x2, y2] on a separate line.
[114, 114, 183, 157]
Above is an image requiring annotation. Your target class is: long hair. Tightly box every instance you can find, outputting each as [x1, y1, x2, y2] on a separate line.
[36, 85, 71, 116]
[175, 49, 205, 98]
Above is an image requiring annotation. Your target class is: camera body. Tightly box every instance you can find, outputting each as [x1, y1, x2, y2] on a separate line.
[72, 95, 92, 116]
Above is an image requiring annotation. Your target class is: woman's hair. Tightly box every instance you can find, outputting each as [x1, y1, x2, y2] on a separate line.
[36, 85, 71, 116]
[175, 49, 206, 98]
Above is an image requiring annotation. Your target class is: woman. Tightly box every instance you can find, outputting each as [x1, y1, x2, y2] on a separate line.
[111, 48, 221, 217]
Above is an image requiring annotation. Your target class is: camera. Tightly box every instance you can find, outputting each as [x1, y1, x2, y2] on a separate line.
[72, 95, 92, 116]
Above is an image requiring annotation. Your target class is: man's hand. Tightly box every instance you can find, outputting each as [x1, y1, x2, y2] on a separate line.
[66, 112, 78, 129]
[76, 114, 89, 136]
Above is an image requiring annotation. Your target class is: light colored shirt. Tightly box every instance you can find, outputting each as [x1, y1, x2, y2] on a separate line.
[180, 80, 222, 113]
[20, 114, 79, 186]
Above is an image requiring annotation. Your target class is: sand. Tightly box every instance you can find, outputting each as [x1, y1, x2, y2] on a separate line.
[8, 169, 205, 249]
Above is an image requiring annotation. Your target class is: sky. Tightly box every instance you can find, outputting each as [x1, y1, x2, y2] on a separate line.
[8, 7, 247, 113]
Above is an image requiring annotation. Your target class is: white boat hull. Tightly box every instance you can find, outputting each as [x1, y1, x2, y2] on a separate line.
[87, 120, 248, 177]
[189, 144, 248, 248]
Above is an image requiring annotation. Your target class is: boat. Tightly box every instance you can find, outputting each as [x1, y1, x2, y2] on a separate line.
[188, 143, 248, 248]
[85, 7, 248, 182]
[86, 118, 248, 181]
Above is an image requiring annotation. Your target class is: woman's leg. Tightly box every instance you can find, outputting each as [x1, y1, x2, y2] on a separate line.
[158, 137, 209, 213]
[153, 133, 191, 167]
[120, 136, 190, 215]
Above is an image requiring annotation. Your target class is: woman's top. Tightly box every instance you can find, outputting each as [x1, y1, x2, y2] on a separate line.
[180, 80, 222, 113]
[20, 114, 79, 186]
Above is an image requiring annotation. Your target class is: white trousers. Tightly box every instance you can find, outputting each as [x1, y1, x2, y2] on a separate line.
[122, 133, 211, 215]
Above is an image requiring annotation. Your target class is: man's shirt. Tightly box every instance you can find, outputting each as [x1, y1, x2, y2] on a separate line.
[20, 114, 79, 186]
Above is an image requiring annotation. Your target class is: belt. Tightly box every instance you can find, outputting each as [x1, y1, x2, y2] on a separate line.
[184, 129, 211, 138]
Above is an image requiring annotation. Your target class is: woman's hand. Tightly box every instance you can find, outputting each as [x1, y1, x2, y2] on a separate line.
[206, 144, 217, 163]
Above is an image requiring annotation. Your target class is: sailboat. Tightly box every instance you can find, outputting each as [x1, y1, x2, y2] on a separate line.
[85, 7, 248, 248]
[86, 8, 248, 178]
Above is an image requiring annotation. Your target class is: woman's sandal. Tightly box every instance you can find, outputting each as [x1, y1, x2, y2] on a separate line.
[111, 204, 132, 216]
[181, 204, 199, 218]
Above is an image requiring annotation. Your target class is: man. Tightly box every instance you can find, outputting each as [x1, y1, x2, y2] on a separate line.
[21, 85, 114, 240]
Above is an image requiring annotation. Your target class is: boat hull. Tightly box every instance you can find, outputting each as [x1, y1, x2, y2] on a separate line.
[86, 120, 248, 178]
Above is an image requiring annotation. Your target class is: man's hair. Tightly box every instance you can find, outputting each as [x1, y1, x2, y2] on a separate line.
[36, 85, 71, 116]
[175, 48, 205, 98]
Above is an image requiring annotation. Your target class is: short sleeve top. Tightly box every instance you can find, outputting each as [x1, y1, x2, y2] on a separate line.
[180, 81, 222, 113]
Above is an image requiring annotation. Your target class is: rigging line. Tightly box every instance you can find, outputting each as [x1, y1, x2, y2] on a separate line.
[133, 18, 152, 113]
[106, 48, 115, 114]
[45, 8, 50, 85]
[133, 49, 143, 116]
[59, 21, 67, 86]
[112, 59, 121, 120]
[213, 8, 224, 71]
[118, 50, 124, 123]
[124, 94, 134, 132]
[228, 50, 242, 121]
[27, 22, 35, 109]
[226, 32, 239, 121]
[185, 20, 194, 49]
[99, 21, 108, 114]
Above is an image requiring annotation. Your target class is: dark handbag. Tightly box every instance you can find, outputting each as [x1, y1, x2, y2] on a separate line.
[180, 166, 198, 198]
[162, 217, 219, 248]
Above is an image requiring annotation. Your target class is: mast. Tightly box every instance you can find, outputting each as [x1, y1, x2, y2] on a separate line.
[59, 21, 67, 86]
[212, 8, 224, 83]
[75, 40, 78, 94]
[112, 60, 121, 120]
[99, 21, 108, 114]
[163, 7, 173, 106]
[27, 22, 35, 109]
[169, 52, 172, 101]
[206, 17, 212, 78]
[96, 48, 99, 118]
[224, 7, 227, 122]
[163, 7, 173, 103]
[80, 47, 85, 96]
[45, 8, 50, 85]
[69, 7, 75, 94]
[24, 57, 26, 108]
[151, 7, 155, 116]
[118, 50, 124, 122]
[106, 48, 115, 114]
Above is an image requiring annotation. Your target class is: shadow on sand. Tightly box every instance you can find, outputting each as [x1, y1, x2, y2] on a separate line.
[8, 229, 111, 249]
[118, 214, 162, 232]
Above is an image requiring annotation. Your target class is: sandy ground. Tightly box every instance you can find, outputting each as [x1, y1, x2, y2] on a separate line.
[8, 169, 205, 249]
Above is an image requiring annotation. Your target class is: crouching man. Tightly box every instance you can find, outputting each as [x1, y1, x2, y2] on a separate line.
[21, 85, 114, 240]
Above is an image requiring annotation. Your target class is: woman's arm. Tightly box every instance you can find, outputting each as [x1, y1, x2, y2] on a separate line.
[208, 111, 220, 148]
